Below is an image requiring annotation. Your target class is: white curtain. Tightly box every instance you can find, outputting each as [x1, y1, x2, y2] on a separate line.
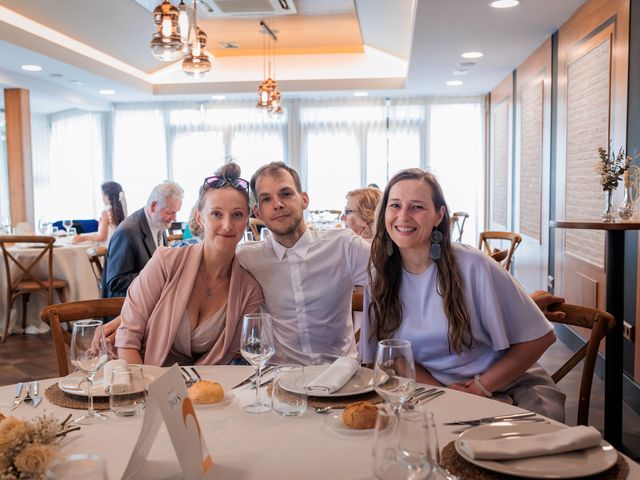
[33, 111, 104, 223]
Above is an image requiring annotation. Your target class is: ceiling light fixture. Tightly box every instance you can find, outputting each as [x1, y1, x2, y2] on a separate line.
[99, 89, 116, 95]
[353, 92, 368, 97]
[446, 80, 463, 86]
[149, 0, 183, 61]
[490, 0, 520, 8]
[182, 0, 211, 78]
[211, 95, 226, 100]
[461, 52, 484, 59]
[21, 64, 42, 71]
[256, 20, 283, 117]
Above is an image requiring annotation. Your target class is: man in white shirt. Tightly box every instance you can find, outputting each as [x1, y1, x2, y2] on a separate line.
[237, 162, 371, 364]
[102, 181, 183, 298]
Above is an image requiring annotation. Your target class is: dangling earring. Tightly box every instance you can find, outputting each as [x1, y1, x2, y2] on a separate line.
[430, 229, 443, 260]
[386, 234, 394, 257]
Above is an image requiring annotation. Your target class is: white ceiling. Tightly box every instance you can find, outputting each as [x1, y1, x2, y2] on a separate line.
[0, 0, 588, 113]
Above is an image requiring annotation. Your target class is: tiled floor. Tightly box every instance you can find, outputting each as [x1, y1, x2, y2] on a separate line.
[0, 332, 639, 459]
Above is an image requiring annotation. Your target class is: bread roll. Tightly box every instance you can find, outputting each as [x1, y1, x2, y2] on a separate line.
[188, 380, 224, 404]
[342, 401, 377, 429]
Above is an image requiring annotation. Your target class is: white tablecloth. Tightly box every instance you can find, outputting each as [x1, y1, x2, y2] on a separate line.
[0, 366, 636, 480]
[0, 240, 100, 335]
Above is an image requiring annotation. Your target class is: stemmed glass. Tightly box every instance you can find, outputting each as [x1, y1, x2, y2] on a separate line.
[70, 320, 109, 424]
[374, 339, 416, 412]
[240, 313, 275, 413]
[62, 219, 73, 234]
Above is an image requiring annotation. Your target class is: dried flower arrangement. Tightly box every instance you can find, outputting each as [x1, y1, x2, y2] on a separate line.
[0, 414, 79, 479]
[596, 143, 631, 192]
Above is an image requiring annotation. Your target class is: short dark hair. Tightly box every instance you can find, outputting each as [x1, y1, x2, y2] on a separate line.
[250, 162, 302, 204]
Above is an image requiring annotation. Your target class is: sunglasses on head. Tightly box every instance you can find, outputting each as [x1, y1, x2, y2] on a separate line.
[203, 175, 249, 191]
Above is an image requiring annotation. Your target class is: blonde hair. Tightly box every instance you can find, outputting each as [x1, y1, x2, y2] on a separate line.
[345, 187, 382, 240]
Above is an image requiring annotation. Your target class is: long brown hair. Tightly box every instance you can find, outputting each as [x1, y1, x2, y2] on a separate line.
[368, 169, 472, 353]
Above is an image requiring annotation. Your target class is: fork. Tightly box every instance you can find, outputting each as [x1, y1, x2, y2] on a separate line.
[180, 367, 198, 387]
[22, 382, 33, 404]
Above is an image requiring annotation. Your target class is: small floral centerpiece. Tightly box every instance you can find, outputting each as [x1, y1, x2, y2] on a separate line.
[0, 414, 79, 479]
[596, 143, 632, 222]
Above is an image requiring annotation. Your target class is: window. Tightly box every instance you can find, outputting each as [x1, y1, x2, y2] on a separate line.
[231, 131, 284, 182]
[366, 131, 421, 188]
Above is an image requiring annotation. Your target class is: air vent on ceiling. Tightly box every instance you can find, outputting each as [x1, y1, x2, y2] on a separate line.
[198, 0, 297, 17]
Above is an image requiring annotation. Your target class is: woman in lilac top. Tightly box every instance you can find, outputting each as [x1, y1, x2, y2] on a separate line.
[360, 168, 564, 421]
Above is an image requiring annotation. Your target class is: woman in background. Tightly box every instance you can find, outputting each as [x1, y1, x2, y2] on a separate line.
[341, 187, 381, 241]
[73, 181, 127, 244]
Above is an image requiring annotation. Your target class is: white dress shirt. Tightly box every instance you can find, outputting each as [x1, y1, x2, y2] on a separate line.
[144, 210, 164, 247]
[237, 227, 371, 364]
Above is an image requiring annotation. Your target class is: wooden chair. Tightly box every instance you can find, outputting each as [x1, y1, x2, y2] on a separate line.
[478, 231, 522, 271]
[450, 211, 469, 243]
[0, 235, 68, 342]
[249, 218, 265, 240]
[41, 298, 125, 377]
[352, 288, 364, 343]
[86, 246, 107, 291]
[547, 303, 615, 426]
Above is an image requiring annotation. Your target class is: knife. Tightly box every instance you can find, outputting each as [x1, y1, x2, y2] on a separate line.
[10, 382, 24, 411]
[32, 381, 42, 407]
[231, 365, 276, 389]
[443, 411, 536, 425]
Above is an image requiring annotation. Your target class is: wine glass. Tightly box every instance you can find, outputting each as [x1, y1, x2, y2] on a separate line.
[37, 219, 49, 235]
[70, 320, 109, 424]
[240, 313, 275, 413]
[62, 219, 73, 234]
[374, 339, 416, 412]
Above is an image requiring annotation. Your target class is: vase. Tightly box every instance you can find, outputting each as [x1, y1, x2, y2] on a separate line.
[618, 185, 635, 221]
[602, 190, 616, 223]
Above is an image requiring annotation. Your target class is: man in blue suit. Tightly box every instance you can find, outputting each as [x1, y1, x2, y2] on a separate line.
[102, 181, 183, 298]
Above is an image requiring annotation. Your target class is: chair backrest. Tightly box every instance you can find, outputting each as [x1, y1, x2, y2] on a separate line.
[86, 246, 107, 290]
[249, 218, 265, 240]
[41, 298, 125, 377]
[478, 231, 522, 271]
[450, 211, 469, 243]
[352, 289, 364, 343]
[547, 303, 615, 426]
[0, 235, 56, 303]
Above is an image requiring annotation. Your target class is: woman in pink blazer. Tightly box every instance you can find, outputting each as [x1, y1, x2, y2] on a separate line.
[115, 163, 263, 366]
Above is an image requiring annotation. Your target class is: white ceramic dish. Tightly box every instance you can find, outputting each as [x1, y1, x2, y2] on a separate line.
[280, 365, 374, 398]
[58, 365, 163, 398]
[454, 422, 618, 479]
[192, 391, 235, 409]
[323, 411, 374, 438]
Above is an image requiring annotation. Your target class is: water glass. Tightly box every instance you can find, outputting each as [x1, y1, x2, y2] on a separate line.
[373, 403, 403, 480]
[51, 226, 59, 236]
[259, 227, 271, 241]
[62, 219, 73, 233]
[374, 339, 416, 411]
[396, 409, 438, 479]
[109, 365, 147, 417]
[45, 453, 107, 480]
[272, 365, 307, 416]
[68, 227, 77, 239]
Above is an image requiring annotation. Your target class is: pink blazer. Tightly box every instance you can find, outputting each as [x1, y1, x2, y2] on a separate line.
[115, 243, 263, 366]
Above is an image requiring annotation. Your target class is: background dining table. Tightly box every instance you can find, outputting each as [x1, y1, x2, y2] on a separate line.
[0, 239, 100, 335]
[0, 365, 637, 480]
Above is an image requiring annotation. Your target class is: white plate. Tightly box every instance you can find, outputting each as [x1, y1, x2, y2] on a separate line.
[323, 411, 375, 438]
[454, 422, 618, 479]
[192, 391, 235, 409]
[58, 365, 163, 398]
[279, 365, 374, 398]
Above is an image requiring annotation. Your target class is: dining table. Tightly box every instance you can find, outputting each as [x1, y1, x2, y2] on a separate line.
[0, 238, 100, 335]
[1, 365, 637, 480]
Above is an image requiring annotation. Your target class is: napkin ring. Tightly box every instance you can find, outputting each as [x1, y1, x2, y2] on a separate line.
[473, 375, 493, 398]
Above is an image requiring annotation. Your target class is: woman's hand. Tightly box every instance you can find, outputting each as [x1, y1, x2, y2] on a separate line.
[531, 290, 566, 321]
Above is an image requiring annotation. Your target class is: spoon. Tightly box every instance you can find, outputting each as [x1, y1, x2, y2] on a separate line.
[313, 406, 333, 414]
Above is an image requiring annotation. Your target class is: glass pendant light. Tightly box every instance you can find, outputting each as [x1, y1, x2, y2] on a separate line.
[150, 0, 183, 61]
[182, 0, 211, 77]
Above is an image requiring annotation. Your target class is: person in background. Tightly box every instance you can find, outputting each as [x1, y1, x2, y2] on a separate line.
[359, 168, 565, 421]
[115, 163, 263, 366]
[102, 181, 183, 298]
[171, 204, 203, 247]
[341, 187, 382, 241]
[72, 181, 127, 244]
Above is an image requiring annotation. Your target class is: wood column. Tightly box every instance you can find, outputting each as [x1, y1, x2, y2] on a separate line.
[3, 88, 34, 227]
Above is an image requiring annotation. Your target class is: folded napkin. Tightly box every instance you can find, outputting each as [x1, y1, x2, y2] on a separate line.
[459, 425, 602, 460]
[305, 357, 360, 394]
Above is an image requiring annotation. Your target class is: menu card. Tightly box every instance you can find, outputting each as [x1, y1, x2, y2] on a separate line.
[122, 365, 214, 480]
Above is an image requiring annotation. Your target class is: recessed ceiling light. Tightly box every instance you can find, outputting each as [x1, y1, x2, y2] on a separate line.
[446, 80, 464, 86]
[69, 80, 84, 86]
[99, 89, 116, 95]
[211, 95, 226, 100]
[490, 0, 520, 8]
[453, 69, 469, 76]
[461, 52, 484, 59]
[458, 62, 477, 67]
[353, 92, 368, 97]
[21, 64, 42, 72]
